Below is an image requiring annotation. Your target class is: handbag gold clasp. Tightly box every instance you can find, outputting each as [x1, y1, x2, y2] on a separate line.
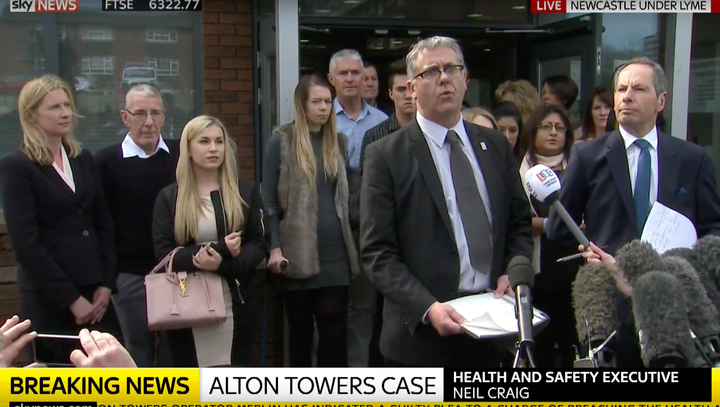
[179, 277, 188, 297]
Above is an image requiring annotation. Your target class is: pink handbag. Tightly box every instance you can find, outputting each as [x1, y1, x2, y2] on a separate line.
[145, 247, 227, 331]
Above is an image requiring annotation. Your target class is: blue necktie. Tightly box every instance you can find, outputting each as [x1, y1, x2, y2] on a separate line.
[634, 139, 652, 236]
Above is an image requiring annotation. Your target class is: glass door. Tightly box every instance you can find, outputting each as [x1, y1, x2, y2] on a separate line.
[525, 15, 603, 120]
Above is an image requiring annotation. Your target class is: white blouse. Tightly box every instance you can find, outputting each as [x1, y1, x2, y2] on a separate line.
[52, 146, 76, 192]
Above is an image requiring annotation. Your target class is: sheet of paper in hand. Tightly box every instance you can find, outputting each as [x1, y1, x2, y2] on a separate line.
[445, 293, 549, 339]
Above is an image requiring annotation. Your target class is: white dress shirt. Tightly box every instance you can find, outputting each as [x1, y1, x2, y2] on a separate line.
[121, 133, 169, 159]
[619, 125, 659, 206]
[52, 146, 75, 192]
[417, 112, 493, 294]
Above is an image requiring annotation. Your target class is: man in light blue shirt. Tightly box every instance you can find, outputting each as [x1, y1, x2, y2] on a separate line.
[327, 49, 387, 367]
[328, 50, 388, 169]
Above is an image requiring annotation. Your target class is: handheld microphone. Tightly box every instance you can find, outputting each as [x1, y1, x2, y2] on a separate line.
[614, 239, 664, 285]
[280, 260, 288, 271]
[572, 262, 618, 367]
[665, 246, 720, 314]
[523, 164, 589, 248]
[507, 256, 536, 368]
[611, 239, 664, 330]
[632, 271, 696, 368]
[661, 256, 720, 366]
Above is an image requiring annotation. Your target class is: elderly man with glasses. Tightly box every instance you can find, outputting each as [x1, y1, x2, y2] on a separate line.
[94, 84, 180, 367]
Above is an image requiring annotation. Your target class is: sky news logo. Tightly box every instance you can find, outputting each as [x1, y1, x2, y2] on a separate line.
[10, 0, 79, 12]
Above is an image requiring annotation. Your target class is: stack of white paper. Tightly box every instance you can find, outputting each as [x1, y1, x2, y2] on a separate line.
[445, 293, 548, 339]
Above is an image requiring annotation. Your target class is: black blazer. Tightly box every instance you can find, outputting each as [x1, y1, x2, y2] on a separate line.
[547, 130, 720, 255]
[152, 179, 270, 304]
[0, 149, 116, 311]
[360, 118, 533, 365]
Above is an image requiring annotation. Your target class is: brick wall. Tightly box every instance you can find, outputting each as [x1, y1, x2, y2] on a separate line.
[0, 0, 285, 367]
[0, 216, 18, 325]
[203, 0, 284, 368]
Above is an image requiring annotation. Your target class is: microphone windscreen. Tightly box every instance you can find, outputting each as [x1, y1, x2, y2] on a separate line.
[632, 271, 695, 367]
[661, 256, 720, 338]
[507, 255, 535, 289]
[572, 263, 617, 344]
[615, 239, 663, 284]
[693, 235, 720, 289]
[665, 246, 720, 314]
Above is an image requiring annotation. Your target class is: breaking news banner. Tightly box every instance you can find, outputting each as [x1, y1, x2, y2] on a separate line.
[0, 368, 716, 406]
[530, 0, 720, 13]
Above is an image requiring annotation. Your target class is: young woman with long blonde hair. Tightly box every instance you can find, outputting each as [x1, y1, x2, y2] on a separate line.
[153, 115, 269, 367]
[262, 74, 360, 367]
[0, 74, 122, 347]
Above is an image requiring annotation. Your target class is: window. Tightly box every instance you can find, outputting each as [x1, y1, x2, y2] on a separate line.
[80, 27, 113, 41]
[688, 14, 720, 188]
[0, 14, 46, 209]
[81, 57, 114, 75]
[148, 58, 180, 76]
[146, 29, 178, 43]
[58, 1, 196, 152]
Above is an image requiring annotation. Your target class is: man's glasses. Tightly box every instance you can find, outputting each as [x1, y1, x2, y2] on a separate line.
[538, 123, 567, 133]
[125, 110, 165, 122]
[414, 65, 464, 82]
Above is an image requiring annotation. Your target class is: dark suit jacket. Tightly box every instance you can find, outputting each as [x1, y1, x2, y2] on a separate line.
[0, 149, 116, 312]
[547, 130, 720, 255]
[360, 118, 533, 365]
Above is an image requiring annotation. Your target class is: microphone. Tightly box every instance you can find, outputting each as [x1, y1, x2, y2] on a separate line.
[631, 271, 696, 367]
[665, 246, 720, 314]
[614, 239, 664, 285]
[693, 235, 720, 290]
[507, 256, 536, 368]
[572, 262, 618, 367]
[523, 164, 589, 248]
[280, 260, 288, 271]
[661, 256, 720, 366]
[613, 239, 664, 329]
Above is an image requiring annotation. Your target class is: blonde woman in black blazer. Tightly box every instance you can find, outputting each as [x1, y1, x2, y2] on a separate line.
[152, 115, 269, 367]
[0, 75, 121, 345]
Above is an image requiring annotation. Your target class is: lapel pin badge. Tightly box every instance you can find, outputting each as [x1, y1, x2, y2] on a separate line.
[480, 142, 487, 151]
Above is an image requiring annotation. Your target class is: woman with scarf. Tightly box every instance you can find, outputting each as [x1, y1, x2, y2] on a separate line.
[518, 104, 578, 367]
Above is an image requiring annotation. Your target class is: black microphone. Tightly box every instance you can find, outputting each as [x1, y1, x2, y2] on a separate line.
[662, 256, 720, 366]
[280, 260, 288, 271]
[665, 247, 720, 315]
[615, 239, 664, 285]
[507, 256, 536, 368]
[632, 271, 696, 368]
[693, 235, 720, 291]
[523, 165, 589, 247]
[614, 239, 664, 329]
[572, 262, 618, 367]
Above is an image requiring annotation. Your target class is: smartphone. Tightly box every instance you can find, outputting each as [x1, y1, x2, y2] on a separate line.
[32, 334, 80, 367]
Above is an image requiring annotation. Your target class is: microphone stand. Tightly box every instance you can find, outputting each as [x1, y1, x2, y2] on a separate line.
[512, 339, 536, 368]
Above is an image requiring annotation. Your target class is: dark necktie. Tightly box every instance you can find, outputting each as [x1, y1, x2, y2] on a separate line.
[633, 138, 652, 236]
[446, 130, 492, 275]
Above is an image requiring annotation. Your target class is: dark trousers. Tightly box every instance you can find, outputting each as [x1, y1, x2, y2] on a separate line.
[284, 285, 349, 367]
[532, 287, 579, 367]
[18, 285, 123, 365]
[369, 293, 384, 367]
[385, 336, 504, 367]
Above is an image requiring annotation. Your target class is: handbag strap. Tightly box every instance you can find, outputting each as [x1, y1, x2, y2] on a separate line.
[150, 247, 183, 275]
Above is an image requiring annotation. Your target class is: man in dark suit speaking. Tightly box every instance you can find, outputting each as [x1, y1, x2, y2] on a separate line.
[360, 36, 533, 367]
[547, 57, 720, 366]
